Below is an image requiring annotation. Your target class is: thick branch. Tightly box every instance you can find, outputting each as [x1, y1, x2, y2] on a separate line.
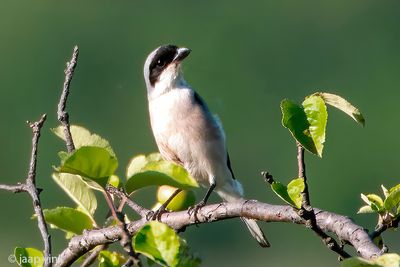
[55, 201, 381, 267]
[57, 45, 79, 153]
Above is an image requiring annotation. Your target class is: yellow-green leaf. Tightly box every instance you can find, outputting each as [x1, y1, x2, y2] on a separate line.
[125, 153, 198, 194]
[287, 178, 305, 209]
[302, 95, 328, 157]
[357, 205, 375, 214]
[14, 247, 44, 267]
[341, 253, 400, 267]
[281, 99, 317, 155]
[42, 207, 94, 235]
[57, 146, 118, 188]
[133, 221, 180, 267]
[98, 250, 127, 267]
[52, 173, 97, 219]
[315, 92, 365, 126]
[52, 125, 116, 157]
[384, 187, 400, 214]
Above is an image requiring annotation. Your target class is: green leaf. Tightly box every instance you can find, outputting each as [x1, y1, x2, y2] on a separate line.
[52, 125, 116, 157]
[382, 185, 390, 198]
[374, 253, 400, 267]
[302, 95, 328, 157]
[384, 187, 400, 214]
[287, 178, 305, 209]
[125, 153, 198, 194]
[388, 184, 400, 193]
[271, 181, 296, 207]
[357, 205, 375, 214]
[52, 173, 97, 219]
[361, 193, 371, 205]
[14, 247, 44, 267]
[365, 194, 384, 211]
[315, 92, 365, 126]
[271, 178, 304, 209]
[133, 221, 180, 267]
[98, 250, 127, 267]
[281, 99, 317, 155]
[108, 174, 121, 189]
[341, 254, 400, 267]
[42, 207, 94, 235]
[57, 146, 118, 188]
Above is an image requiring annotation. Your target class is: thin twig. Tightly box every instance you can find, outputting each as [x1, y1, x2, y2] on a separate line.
[0, 183, 26, 193]
[0, 114, 52, 267]
[57, 45, 79, 153]
[106, 185, 149, 217]
[80, 244, 108, 267]
[26, 115, 52, 267]
[55, 46, 141, 265]
[102, 191, 141, 267]
[296, 143, 350, 259]
[297, 144, 311, 211]
[54, 200, 382, 267]
[149, 188, 182, 220]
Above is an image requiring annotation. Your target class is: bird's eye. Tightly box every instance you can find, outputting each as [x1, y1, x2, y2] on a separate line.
[156, 59, 166, 67]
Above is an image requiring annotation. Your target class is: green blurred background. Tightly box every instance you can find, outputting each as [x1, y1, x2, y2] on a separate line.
[1, 1, 399, 266]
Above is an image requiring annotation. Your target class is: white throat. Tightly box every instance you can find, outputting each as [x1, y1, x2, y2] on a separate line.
[149, 64, 188, 99]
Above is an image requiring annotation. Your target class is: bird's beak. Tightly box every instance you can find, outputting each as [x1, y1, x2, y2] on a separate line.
[173, 47, 191, 62]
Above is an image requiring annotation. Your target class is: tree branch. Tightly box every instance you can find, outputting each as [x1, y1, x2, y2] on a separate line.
[57, 45, 79, 153]
[80, 244, 108, 267]
[296, 143, 350, 259]
[55, 200, 382, 267]
[103, 190, 142, 267]
[26, 115, 52, 267]
[0, 114, 51, 267]
[106, 185, 150, 218]
[0, 183, 26, 193]
[56, 46, 143, 265]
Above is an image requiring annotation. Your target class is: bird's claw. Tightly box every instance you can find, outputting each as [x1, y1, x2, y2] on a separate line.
[146, 206, 168, 221]
[188, 200, 206, 224]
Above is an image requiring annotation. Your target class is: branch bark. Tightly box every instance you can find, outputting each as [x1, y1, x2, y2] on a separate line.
[0, 114, 51, 267]
[55, 200, 382, 267]
[57, 45, 79, 153]
[296, 143, 350, 259]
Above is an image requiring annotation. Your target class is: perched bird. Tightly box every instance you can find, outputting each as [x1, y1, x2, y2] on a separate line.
[143, 44, 269, 247]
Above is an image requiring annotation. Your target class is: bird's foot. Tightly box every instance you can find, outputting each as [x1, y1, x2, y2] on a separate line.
[146, 206, 168, 221]
[188, 200, 206, 224]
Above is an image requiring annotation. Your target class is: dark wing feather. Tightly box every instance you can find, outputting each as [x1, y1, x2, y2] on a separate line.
[227, 152, 236, 180]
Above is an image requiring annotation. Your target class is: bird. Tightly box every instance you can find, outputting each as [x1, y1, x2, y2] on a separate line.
[143, 44, 269, 247]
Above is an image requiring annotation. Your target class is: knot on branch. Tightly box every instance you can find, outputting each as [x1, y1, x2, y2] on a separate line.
[57, 111, 69, 122]
[28, 114, 47, 133]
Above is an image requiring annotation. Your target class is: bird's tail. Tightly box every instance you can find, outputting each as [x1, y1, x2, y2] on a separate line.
[216, 180, 270, 247]
[241, 217, 270, 247]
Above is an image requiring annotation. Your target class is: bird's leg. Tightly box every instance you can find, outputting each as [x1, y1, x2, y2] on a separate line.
[188, 181, 216, 223]
[146, 188, 182, 221]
